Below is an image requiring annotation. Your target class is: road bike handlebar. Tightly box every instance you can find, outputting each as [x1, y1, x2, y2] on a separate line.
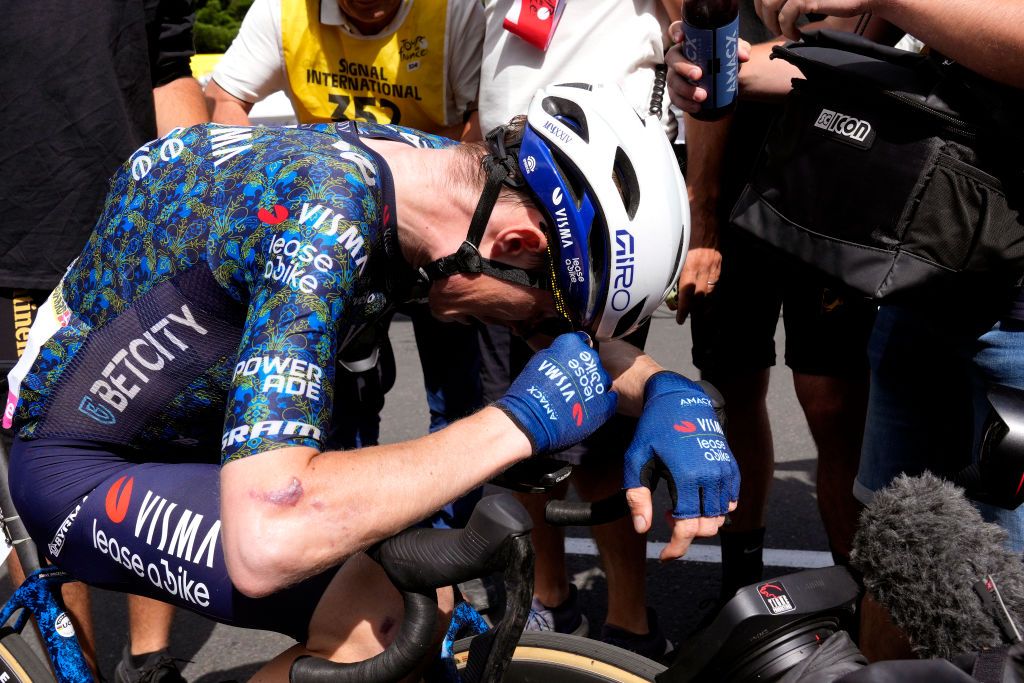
[289, 493, 533, 683]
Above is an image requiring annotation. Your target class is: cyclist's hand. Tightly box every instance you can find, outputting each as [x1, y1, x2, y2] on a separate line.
[623, 372, 739, 555]
[495, 332, 618, 456]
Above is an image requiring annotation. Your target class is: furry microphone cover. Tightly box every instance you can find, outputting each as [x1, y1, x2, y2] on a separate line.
[850, 472, 1024, 659]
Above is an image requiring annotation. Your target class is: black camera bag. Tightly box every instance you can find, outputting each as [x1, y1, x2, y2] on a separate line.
[730, 30, 1024, 300]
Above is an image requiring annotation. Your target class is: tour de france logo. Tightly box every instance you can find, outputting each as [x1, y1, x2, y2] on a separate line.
[399, 35, 428, 66]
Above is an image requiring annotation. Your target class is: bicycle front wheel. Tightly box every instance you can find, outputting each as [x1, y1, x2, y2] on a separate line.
[0, 629, 57, 683]
[453, 632, 665, 682]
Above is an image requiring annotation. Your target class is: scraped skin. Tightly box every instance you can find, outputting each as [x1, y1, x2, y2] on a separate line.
[252, 477, 304, 506]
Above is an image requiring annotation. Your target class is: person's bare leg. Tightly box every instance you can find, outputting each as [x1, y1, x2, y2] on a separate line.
[514, 483, 570, 608]
[572, 457, 648, 634]
[707, 369, 773, 533]
[858, 592, 914, 661]
[126, 595, 176, 655]
[251, 553, 453, 683]
[705, 370, 773, 597]
[792, 372, 869, 560]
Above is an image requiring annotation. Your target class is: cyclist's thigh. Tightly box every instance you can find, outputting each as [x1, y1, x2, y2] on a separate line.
[305, 554, 452, 660]
[9, 437, 339, 642]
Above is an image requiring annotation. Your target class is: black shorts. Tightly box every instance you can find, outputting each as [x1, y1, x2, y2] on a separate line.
[690, 228, 876, 379]
[8, 437, 340, 642]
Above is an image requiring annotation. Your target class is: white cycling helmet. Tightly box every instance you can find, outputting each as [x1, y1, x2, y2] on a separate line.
[419, 82, 689, 341]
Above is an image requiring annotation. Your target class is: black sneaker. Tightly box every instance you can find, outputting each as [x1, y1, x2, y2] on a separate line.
[114, 646, 187, 683]
[600, 608, 674, 664]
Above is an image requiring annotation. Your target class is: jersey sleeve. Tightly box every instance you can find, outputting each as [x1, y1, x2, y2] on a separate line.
[210, 0, 288, 103]
[218, 146, 380, 464]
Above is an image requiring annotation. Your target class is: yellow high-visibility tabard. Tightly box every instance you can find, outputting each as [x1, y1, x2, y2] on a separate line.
[281, 0, 449, 129]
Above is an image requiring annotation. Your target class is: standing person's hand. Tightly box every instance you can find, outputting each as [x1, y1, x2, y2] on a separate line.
[754, 0, 876, 39]
[665, 21, 752, 113]
[669, 209, 721, 324]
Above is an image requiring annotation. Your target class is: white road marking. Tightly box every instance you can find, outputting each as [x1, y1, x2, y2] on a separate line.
[564, 538, 835, 568]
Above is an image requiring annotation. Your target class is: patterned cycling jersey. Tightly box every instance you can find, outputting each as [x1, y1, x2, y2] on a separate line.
[6, 121, 451, 464]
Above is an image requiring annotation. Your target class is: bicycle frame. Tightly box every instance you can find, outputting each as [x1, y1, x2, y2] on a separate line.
[0, 436, 92, 683]
[0, 566, 91, 683]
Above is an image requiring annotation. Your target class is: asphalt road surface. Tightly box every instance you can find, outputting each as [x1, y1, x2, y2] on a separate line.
[0, 306, 833, 681]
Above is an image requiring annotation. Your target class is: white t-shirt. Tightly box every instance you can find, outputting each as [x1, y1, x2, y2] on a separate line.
[212, 0, 483, 124]
[478, 0, 675, 138]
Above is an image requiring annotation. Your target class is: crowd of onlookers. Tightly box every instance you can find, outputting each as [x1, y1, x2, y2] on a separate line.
[2, 0, 1022, 678]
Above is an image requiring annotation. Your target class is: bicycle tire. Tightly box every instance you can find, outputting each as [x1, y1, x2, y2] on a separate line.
[453, 632, 666, 682]
[0, 629, 57, 683]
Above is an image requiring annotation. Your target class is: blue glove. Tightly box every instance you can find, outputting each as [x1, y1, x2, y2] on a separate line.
[495, 332, 618, 456]
[624, 371, 740, 518]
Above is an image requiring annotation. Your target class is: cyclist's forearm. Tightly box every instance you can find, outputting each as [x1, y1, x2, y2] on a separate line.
[220, 406, 531, 597]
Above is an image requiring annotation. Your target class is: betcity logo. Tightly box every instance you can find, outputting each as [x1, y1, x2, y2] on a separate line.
[88, 305, 208, 417]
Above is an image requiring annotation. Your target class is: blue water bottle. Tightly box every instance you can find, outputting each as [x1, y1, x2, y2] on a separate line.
[682, 0, 740, 120]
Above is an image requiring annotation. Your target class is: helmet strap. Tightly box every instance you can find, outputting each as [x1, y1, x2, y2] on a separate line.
[418, 131, 546, 290]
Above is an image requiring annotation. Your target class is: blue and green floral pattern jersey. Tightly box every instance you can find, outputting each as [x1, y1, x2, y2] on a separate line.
[5, 121, 452, 464]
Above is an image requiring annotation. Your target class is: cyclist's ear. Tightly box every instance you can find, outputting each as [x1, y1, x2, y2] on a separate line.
[488, 221, 547, 264]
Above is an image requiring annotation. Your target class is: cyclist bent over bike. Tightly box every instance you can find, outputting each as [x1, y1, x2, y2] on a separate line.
[5, 84, 739, 679]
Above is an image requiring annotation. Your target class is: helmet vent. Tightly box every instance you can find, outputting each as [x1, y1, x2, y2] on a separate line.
[610, 297, 649, 339]
[555, 83, 594, 92]
[612, 147, 640, 220]
[542, 97, 590, 143]
[549, 145, 587, 210]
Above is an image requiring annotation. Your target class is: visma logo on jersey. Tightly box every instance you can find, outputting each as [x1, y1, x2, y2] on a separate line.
[91, 482, 221, 607]
[264, 236, 335, 294]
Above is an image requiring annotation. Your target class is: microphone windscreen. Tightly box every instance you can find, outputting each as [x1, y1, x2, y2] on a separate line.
[850, 472, 1024, 659]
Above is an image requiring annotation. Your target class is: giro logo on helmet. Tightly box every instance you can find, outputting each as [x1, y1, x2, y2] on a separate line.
[611, 229, 635, 311]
